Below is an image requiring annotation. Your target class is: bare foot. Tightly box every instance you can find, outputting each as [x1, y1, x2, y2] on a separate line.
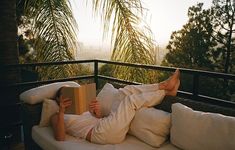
[159, 69, 180, 91]
[166, 79, 180, 96]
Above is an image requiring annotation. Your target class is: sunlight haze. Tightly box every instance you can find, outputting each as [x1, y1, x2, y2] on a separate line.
[70, 0, 212, 50]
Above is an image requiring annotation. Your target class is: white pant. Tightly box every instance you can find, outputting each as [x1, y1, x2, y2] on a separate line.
[91, 84, 165, 144]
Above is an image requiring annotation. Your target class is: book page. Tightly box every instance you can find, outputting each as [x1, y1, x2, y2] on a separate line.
[84, 83, 96, 111]
[61, 87, 79, 114]
[61, 83, 96, 115]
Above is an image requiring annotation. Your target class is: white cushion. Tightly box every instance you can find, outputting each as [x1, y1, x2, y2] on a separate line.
[171, 103, 235, 150]
[96, 83, 119, 117]
[20, 81, 80, 104]
[128, 107, 171, 147]
[39, 98, 59, 127]
[32, 125, 181, 150]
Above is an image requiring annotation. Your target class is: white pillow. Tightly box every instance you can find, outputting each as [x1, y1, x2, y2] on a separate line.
[96, 83, 119, 117]
[20, 81, 80, 104]
[171, 103, 235, 150]
[128, 107, 171, 147]
[39, 98, 59, 127]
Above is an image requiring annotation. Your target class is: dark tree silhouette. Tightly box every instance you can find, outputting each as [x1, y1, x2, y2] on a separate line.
[211, 0, 235, 73]
[162, 3, 217, 71]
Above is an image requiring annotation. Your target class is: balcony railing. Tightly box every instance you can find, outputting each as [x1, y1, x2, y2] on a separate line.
[2, 59, 235, 108]
[1, 59, 235, 143]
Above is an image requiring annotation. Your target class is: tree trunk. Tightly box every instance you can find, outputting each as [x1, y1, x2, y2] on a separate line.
[0, 0, 22, 146]
[0, 1, 19, 80]
[224, 8, 234, 74]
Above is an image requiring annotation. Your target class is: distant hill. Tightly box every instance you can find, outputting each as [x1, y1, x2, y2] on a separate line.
[75, 44, 111, 60]
[75, 43, 168, 64]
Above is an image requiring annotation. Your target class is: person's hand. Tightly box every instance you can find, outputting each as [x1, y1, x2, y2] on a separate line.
[58, 96, 72, 113]
[89, 100, 101, 118]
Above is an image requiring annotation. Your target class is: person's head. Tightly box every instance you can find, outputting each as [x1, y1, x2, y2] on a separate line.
[55, 85, 69, 104]
[55, 86, 64, 104]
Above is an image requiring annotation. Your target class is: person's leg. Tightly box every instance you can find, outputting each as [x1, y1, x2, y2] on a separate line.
[90, 69, 180, 144]
[119, 69, 180, 96]
[91, 84, 180, 144]
[159, 69, 180, 91]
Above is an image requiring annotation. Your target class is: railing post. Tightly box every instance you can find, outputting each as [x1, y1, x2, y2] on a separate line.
[94, 60, 98, 89]
[193, 72, 199, 99]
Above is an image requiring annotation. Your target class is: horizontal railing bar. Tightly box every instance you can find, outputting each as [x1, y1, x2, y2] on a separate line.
[178, 90, 193, 96]
[0, 121, 22, 128]
[97, 59, 235, 80]
[98, 75, 235, 108]
[99, 75, 196, 98]
[198, 95, 235, 108]
[1, 59, 235, 107]
[0, 102, 22, 108]
[7, 75, 94, 87]
[97, 59, 177, 72]
[1, 59, 96, 68]
[178, 90, 235, 108]
[99, 75, 195, 97]
[98, 75, 141, 85]
[2, 59, 235, 80]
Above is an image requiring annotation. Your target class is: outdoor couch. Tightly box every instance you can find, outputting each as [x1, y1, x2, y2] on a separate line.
[20, 81, 235, 150]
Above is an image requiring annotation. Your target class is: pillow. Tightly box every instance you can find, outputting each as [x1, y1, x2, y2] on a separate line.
[20, 81, 80, 104]
[128, 107, 171, 147]
[39, 98, 59, 127]
[171, 103, 235, 150]
[96, 83, 119, 117]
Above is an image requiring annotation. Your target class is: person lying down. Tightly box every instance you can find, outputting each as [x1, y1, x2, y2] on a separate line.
[50, 69, 180, 144]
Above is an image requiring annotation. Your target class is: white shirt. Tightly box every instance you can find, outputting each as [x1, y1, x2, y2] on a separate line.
[64, 112, 100, 139]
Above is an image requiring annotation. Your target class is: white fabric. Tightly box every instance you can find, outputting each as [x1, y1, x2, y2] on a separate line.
[64, 112, 100, 139]
[39, 98, 59, 127]
[171, 103, 235, 150]
[120, 84, 159, 95]
[96, 83, 160, 117]
[129, 107, 171, 147]
[118, 84, 162, 108]
[91, 84, 165, 144]
[20, 81, 80, 104]
[32, 125, 180, 150]
[96, 83, 119, 117]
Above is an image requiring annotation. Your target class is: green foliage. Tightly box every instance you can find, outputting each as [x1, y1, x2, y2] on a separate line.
[211, 0, 235, 73]
[37, 63, 92, 81]
[20, 0, 158, 83]
[162, 3, 216, 71]
[92, 0, 158, 83]
[24, 0, 78, 61]
[18, 34, 37, 63]
[23, 0, 81, 80]
[99, 64, 115, 77]
[162, 2, 235, 101]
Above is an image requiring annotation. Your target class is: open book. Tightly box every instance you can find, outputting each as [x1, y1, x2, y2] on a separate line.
[61, 83, 96, 115]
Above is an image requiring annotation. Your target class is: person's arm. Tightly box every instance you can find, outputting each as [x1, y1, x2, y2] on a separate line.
[89, 99, 101, 118]
[51, 96, 71, 141]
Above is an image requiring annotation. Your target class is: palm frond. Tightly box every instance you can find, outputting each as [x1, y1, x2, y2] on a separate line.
[24, 0, 79, 79]
[92, 0, 157, 83]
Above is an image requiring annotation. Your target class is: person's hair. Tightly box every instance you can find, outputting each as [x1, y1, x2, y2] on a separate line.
[55, 87, 64, 104]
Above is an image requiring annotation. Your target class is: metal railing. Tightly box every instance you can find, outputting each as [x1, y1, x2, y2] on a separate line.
[1, 59, 235, 144]
[2, 59, 235, 108]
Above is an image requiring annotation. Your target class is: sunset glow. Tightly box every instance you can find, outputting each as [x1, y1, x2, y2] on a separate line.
[70, 0, 212, 48]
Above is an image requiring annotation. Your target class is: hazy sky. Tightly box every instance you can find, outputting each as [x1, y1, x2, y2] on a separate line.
[70, 0, 212, 48]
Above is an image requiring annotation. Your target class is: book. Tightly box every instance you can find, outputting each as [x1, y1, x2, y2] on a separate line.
[61, 83, 96, 115]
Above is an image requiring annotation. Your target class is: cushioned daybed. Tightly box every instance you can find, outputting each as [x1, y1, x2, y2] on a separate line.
[21, 82, 235, 150]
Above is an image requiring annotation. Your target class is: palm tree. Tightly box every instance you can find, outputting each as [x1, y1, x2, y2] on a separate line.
[23, 0, 157, 82]
[92, 0, 157, 83]
[23, 0, 80, 80]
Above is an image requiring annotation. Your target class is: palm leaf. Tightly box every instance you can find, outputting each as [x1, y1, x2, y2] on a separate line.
[92, 0, 157, 83]
[24, 0, 79, 80]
